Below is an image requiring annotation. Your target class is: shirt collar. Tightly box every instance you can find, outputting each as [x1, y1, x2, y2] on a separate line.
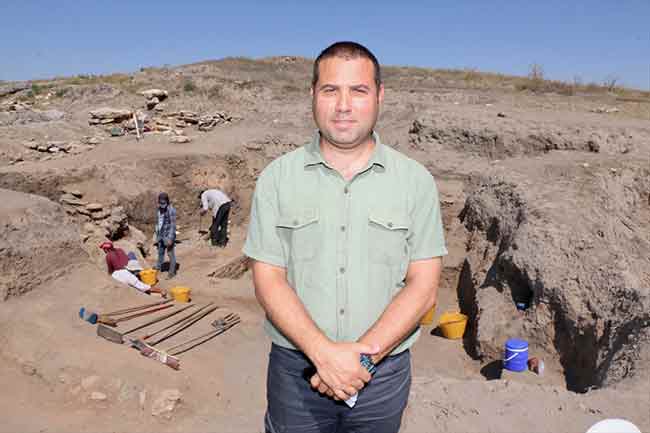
[304, 130, 387, 170]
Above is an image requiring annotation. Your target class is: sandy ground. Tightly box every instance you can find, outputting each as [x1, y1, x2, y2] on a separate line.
[0, 59, 648, 432]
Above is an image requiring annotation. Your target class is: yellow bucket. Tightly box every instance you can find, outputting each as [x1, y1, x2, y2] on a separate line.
[420, 303, 437, 325]
[170, 286, 191, 303]
[139, 268, 158, 285]
[438, 312, 468, 339]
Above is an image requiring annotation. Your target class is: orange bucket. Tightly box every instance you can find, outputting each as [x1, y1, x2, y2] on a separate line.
[420, 303, 437, 325]
[438, 312, 468, 339]
[170, 286, 191, 303]
[139, 268, 158, 285]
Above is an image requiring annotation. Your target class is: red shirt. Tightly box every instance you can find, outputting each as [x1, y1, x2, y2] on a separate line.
[106, 248, 129, 274]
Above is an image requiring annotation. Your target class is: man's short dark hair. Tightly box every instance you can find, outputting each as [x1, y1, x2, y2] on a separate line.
[312, 41, 382, 90]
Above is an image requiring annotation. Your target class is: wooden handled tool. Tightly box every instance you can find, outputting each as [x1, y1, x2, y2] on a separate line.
[138, 303, 216, 341]
[97, 303, 174, 327]
[166, 313, 240, 355]
[80, 299, 172, 324]
[97, 303, 195, 343]
[131, 312, 239, 370]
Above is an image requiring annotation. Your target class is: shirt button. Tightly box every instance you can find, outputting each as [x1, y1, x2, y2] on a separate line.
[344, 187, 349, 194]
[339, 267, 345, 274]
[387, 222, 393, 228]
[339, 308, 345, 315]
[340, 225, 346, 232]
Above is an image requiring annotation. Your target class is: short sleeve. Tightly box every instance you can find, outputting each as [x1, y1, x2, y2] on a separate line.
[242, 167, 286, 267]
[408, 167, 448, 261]
[201, 192, 209, 211]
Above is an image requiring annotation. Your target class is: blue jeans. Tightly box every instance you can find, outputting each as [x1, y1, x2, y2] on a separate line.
[265, 344, 411, 433]
[155, 240, 176, 276]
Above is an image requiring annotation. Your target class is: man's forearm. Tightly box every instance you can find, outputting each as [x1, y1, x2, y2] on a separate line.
[252, 261, 330, 359]
[358, 257, 442, 363]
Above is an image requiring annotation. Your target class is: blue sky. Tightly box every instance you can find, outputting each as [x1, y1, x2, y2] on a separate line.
[1, 1, 649, 89]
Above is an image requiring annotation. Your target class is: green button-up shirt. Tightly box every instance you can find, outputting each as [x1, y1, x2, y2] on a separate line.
[243, 132, 447, 355]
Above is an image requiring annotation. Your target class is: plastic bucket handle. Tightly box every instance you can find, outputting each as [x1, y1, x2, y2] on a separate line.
[504, 347, 528, 362]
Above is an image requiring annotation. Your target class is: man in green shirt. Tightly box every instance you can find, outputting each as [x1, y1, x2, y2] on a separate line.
[243, 41, 447, 433]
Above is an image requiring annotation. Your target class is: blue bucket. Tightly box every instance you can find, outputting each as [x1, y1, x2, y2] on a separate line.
[504, 338, 528, 372]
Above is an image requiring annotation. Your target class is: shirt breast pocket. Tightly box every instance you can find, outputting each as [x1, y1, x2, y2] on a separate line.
[368, 210, 410, 265]
[276, 209, 320, 263]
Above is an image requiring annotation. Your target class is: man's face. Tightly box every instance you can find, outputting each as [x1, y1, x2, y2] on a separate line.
[312, 56, 384, 149]
[159, 201, 167, 210]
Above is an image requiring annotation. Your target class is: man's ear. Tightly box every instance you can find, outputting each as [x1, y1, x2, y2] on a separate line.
[310, 86, 314, 97]
[377, 83, 385, 105]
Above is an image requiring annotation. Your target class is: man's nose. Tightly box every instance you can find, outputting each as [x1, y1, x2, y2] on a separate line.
[335, 89, 351, 112]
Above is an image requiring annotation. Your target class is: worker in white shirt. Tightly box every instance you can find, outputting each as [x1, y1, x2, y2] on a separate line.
[199, 189, 233, 247]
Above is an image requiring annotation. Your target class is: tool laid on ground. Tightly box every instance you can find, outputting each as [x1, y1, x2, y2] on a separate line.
[133, 311, 239, 370]
[135, 302, 217, 343]
[139, 303, 218, 346]
[95, 303, 175, 327]
[166, 313, 240, 355]
[97, 303, 196, 343]
[80, 299, 172, 324]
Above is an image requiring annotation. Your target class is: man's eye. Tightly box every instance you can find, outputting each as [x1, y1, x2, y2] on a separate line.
[353, 88, 368, 94]
[323, 88, 335, 93]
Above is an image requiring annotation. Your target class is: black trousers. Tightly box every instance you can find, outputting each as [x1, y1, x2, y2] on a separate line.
[210, 201, 231, 246]
[265, 344, 411, 433]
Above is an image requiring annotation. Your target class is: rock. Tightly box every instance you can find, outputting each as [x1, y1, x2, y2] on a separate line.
[22, 142, 38, 150]
[48, 146, 60, 153]
[170, 135, 191, 144]
[154, 103, 166, 112]
[497, 112, 507, 118]
[86, 203, 103, 212]
[37, 145, 48, 152]
[109, 126, 125, 137]
[62, 188, 83, 198]
[209, 255, 250, 279]
[90, 391, 107, 401]
[587, 140, 600, 153]
[91, 209, 111, 221]
[22, 364, 37, 376]
[85, 137, 101, 145]
[103, 206, 129, 240]
[151, 389, 181, 417]
[76, 207, 92, 217]
[81, 375, 100, 390]
[39, 110, 65, 121]
[83, 222, 96, 233]
[89, 107, 133, 121]
[146, 97, 159, 110]
[0, 82, 29, 97]
[138, 89, 168, 100]
[59, 195, 87, 206]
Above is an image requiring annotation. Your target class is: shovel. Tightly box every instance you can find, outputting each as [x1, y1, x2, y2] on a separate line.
[198, 213, 208, 235]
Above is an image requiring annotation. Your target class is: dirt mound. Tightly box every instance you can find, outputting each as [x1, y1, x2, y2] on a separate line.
[0, 188, 88, 300]
[408, 110, 649, 159]
[458, 162, 650, 391]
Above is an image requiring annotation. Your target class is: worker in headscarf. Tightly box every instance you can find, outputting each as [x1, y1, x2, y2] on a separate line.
[154, 192, 177, 279]
[99, 241, 166, 296]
